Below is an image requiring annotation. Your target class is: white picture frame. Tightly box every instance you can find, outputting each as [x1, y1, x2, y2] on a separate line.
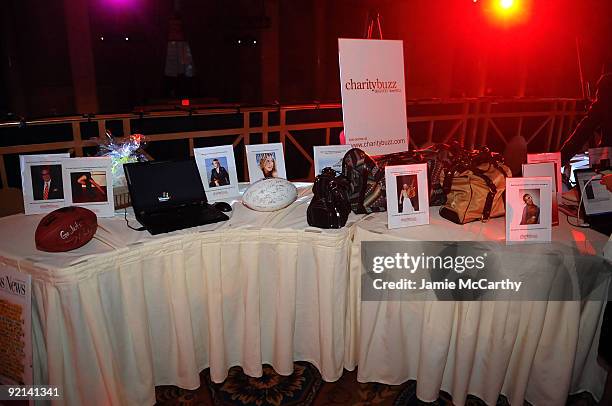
[194, 145, 240, 202]
[313, 145, 352, 177]
[522, 162, 559, 226]
[385, 163, 429, 229]
[62, 157, 115, 217]
[527, 152, 562, 194]
[20, 153, 70, 215]
[506, 177, 552, 243]
[245, 143, 287, 183]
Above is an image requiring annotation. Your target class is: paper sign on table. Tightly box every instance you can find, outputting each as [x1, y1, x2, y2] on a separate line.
[385, 163, 429, 229]
[338, 38, 409, 155]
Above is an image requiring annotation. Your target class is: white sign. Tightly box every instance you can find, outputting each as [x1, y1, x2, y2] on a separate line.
[506, 177, 552, 243]
[385, 163, 429, 229]
[62, 157, 115, 217]
[20, 153, 70, 215]
[245, 143, 287, 183]
[338, 38, 409, 155]
[527, 152, 562, 194]
[0, 260, 32, 386]
[194, 145, 240, 202]
[313, 145, 352, 176]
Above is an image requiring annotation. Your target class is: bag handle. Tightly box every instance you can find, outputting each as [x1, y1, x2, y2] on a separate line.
[471, 167, 497, 222]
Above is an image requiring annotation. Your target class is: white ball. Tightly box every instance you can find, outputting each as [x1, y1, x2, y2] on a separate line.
[242, 178, 298, 212]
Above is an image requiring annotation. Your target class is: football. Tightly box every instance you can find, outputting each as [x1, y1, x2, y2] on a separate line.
[242, 178, 298, 212]
[35, 206, 98, 252]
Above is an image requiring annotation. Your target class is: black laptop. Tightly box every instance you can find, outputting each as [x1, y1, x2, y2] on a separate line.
[124, 160, 229, 235]
[575, 167, 612, 235]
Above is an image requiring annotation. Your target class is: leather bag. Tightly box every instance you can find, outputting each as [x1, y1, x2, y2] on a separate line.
[439, 147, 511, 224]
[307, 167, 351, 229]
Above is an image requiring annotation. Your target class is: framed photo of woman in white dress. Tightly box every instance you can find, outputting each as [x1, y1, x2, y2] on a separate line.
[385, 163, 429, 229]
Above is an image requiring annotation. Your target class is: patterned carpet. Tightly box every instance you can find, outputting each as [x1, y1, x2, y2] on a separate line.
[155, 362, 597, 406]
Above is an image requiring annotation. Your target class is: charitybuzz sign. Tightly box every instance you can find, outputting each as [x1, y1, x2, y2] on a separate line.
[338, 39, 409, 155]
[361, 241, 612, 301]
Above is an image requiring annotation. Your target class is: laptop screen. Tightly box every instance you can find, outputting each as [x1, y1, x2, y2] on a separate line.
[575, 168, 612, 216]
[125, 160, 207, 212]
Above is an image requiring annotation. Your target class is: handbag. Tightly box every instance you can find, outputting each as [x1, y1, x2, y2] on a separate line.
[439, 147, 511, 224]
[341, 145, 451, 214]
[307, 167, 351, 229]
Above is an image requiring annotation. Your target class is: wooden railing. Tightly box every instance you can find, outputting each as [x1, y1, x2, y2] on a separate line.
[0, 98, 585, 189]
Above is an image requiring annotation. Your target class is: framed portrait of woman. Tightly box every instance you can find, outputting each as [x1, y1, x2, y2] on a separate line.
[384, 163, 429, 229]
[245, 143, 287, 183]
[506, 177, 552, 243]
[62, 157, 114, 217]
[194, 145, 240, 202]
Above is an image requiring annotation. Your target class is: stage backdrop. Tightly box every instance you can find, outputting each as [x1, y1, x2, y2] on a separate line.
[338, 38, 409, 155]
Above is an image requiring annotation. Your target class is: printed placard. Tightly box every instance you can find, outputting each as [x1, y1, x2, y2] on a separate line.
[313, 145, 352, 176]
[20, 154, 70, 215]
[338, 38, 409, 155]
[385, 163, 429, 229]
[506, 177, 552, 243]
[62, 157, 115, 217]
[588, 147, 612, 168]
[522, 162, 559, 225]
[527, 152, 561, 194]
[245, 143, 287, 183]
[0, 260, 32, 386]
[194, 145, 240, 202]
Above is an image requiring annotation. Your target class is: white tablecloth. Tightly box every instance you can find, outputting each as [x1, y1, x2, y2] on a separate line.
[346, 210, 611, 406]
[0, 185, 359, 405]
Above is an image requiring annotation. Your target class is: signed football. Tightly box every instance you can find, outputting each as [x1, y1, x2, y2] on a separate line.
[242, 178, 298, 212]
[35, 206, 98, 252]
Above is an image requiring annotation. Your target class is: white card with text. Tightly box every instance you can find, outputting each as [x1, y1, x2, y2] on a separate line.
[385, 163, 429, 229]
[506, 177, 552, 243]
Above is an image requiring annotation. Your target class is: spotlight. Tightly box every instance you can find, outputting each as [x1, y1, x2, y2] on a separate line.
[253, 40, 257, 44]
[100, 36, 104, 41]
[237, 39, 241, 44]
[125, 37, 129, 41]
[500, 0, 513, 9]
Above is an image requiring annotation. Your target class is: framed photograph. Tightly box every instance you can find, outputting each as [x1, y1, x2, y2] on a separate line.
[527, 152, 561, 194]
[313, 145, 352, 176]
[522, 162, 559, 225]
[20, 153, 70, 215]
[62, 157, 114, 217]
[384, 163, 429, 229]
[506, 177, 552, 243]
[245, 143, 287, 182]
[194, 145, 240, 202]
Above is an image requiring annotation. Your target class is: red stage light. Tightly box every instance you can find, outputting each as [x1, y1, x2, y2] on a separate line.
[181, 99, 190, 106]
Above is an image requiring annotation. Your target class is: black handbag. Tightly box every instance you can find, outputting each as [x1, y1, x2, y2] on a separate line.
[307, 167, 351, 229]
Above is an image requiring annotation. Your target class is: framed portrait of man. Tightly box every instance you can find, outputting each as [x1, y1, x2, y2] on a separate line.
[194, 145, 239, 202]
[506, 177, 552, 243]
[20, 153, 70, 215]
